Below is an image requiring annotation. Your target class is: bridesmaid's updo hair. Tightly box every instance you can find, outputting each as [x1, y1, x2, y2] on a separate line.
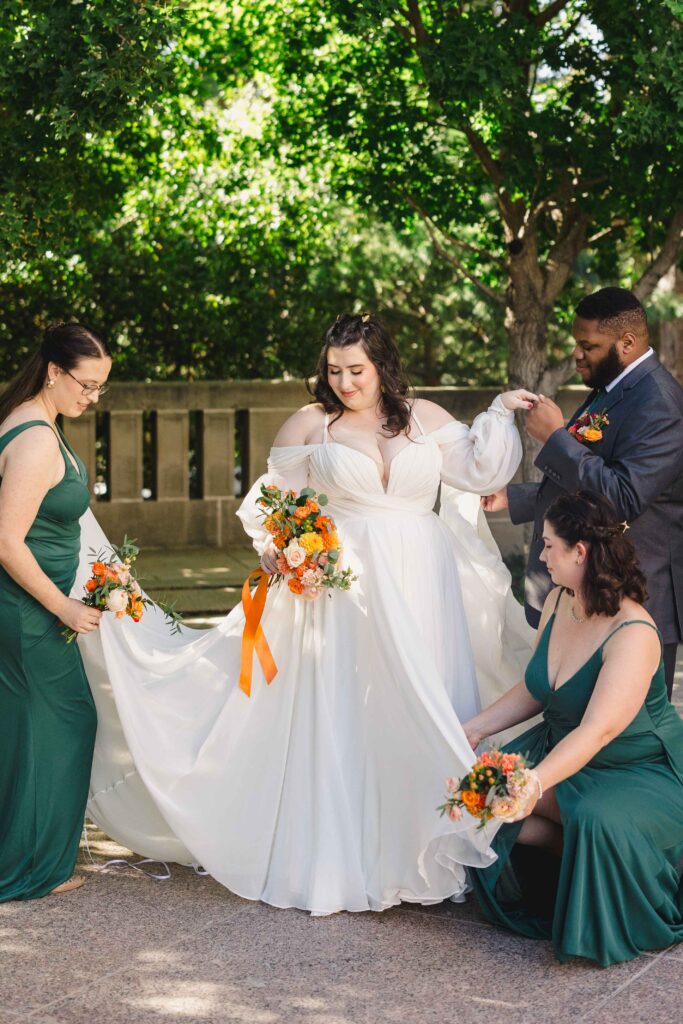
[307, 313, 413, 436]
[545, 491, 648, 617]
[0, 322, 110, 424]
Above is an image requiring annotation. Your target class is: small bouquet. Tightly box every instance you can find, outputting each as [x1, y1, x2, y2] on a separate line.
[64, 537, 183, 643]
[256, 484, 356, 599]
[568, 409, 609, 444]
[439, 749, 537, 829]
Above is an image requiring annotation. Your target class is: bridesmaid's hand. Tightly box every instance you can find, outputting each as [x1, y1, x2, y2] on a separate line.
[463, 721, 486, 752]
[500, 389, 539, 411]
[60, 598, 102, 634]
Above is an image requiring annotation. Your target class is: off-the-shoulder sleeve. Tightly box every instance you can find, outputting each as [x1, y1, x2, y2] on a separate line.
[432, 394, 522, 494]
[235, 445, 313, 555]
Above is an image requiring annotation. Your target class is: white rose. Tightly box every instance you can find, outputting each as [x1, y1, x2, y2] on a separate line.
[284, 540, 306, 569]
[105, 588, 129, 614]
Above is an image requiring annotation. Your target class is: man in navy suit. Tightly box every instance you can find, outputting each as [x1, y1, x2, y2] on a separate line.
[484, 288, 683, 697]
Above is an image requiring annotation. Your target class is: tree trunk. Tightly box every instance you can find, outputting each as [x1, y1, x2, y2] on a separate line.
[505, 239, 549, 484]
[656, 267, 683, 387]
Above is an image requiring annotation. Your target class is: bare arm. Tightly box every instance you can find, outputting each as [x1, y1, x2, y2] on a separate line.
[534, 623, 659, 794]
[0, 430, 101, 634]
[461, 587, 561, 747]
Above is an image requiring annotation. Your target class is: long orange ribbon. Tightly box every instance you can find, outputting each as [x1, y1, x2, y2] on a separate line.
[239, 569, 278, 697]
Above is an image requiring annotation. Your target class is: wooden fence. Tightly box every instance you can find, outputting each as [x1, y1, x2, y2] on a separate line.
[56, 381, 586, 549]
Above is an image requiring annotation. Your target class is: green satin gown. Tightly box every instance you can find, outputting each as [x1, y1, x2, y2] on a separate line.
[0, 421, 96, 901]
[471, 591, 683, 966]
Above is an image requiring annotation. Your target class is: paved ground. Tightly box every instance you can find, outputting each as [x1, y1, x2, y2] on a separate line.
[1, 584, 681, 1024]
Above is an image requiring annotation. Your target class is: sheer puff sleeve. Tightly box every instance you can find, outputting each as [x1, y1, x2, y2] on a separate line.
[235, 445, 313, 556]
[432, 394, 522, 494]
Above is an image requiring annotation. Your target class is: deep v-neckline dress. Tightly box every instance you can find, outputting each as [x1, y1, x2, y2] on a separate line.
[0, 420, 96, 901]
[470, 591, 683, 966]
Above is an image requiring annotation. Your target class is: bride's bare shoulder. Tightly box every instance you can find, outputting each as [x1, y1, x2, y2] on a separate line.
[412, 398, 453, 431]
[273, 403, 326, 447]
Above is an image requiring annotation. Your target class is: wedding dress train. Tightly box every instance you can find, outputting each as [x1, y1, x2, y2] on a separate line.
[78, 397, 534, 913]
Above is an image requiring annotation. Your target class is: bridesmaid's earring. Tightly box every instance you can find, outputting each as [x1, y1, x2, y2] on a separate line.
[46, 379, 55, 389]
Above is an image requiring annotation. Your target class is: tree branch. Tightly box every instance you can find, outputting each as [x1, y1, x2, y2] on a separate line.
[405, 0, 432, 48]
[542, 206, 589, 306]
[537, 354, 576, 395]
[407, 200, 505, 305]
[633, 209, 683, 302]
[533, 0, 571, 29]
[404, 193, 506, 267]
[461, 125, 525, 232]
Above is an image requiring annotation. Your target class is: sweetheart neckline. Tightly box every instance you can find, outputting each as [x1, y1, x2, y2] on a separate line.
[321, 438, 433, 494]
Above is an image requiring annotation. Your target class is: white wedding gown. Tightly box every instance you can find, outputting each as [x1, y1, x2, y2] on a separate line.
[78, 396, 534, 914]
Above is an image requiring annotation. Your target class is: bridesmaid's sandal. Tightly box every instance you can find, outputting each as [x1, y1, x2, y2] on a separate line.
[50, 875, 85, 895]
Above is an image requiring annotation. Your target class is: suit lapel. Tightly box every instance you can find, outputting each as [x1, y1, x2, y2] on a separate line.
[566, 354, 659, 427]
[567, 391, 597, 428]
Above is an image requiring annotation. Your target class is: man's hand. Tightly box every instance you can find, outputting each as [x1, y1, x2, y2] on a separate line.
[481, 488, 509, 513]
[525, 395, 565, 444]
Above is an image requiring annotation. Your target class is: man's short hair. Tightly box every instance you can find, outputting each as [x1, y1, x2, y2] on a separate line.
[575, 287, 648, 339]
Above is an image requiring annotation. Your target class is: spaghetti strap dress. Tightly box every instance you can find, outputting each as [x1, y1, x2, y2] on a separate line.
[470, 592, 683, 966]
[0, 420, 96, 901]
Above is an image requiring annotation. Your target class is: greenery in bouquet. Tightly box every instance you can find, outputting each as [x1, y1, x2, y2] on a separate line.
[257, 484, 356, 599]
[64, 537, 183, 642]
[439, 749, 535, 830]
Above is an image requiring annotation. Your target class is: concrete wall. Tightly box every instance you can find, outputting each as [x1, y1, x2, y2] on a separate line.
[56, 381, 589, 551]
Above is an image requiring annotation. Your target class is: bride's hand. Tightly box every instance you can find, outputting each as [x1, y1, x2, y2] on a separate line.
[260, 542, 280, 576]
[500, 389, 539, 411]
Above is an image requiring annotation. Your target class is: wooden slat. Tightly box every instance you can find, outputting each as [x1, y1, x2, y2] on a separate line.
[108, 411, 142, 501]
[156, 410, 189, 499]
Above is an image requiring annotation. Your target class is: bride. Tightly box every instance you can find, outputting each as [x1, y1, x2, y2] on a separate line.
[79, 313, 536, 914]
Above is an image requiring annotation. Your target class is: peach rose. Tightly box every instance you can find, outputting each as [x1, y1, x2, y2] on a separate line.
[490, 795, 522, 820]
[284, 540, 306, 568]
[447, 804, 463, 822]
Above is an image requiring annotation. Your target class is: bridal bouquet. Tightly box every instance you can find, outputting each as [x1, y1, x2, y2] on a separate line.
[256, 484, 356, 599]
[439, 749, 536, 829]
[64, 537, 183, 643]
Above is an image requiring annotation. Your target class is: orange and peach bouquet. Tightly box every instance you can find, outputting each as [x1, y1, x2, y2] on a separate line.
[257, 484, 356, 599]
[439, 749, 536, 829]
[64, 537, 183, 643]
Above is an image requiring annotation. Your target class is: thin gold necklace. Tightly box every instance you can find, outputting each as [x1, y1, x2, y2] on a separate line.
[570, 603, 586, 624]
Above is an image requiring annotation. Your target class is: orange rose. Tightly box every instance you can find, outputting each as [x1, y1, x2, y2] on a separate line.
[92, 561, 106, 576]
[461, 790, 480, 813]
[288, 578, 305, 594]
[85, 579, 98, 593]
[581, 427, 602, 442]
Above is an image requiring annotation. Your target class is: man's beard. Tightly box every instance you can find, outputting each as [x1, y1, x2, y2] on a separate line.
[584, 344, 625, 390]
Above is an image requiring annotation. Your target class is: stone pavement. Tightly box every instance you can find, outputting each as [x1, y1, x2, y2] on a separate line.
[0, 666, 680, 1024]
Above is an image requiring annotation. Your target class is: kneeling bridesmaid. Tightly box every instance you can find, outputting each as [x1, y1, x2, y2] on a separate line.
[0, 323, 111, 899]
[463, 491, 683, 966]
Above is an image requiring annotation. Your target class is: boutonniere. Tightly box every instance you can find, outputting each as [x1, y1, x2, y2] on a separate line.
[568, 409, 609, 445]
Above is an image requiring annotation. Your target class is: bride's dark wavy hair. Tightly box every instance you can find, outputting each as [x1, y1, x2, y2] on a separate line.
[307, 313, 413, 436]
[545, 491, 648, 617]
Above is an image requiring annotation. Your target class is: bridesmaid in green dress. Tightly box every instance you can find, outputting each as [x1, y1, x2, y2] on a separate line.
[463, 490, 683, 966]
[0, 323, 111, 900]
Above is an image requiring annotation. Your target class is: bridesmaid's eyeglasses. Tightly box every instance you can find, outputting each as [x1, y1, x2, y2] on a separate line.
[63, 368, 110, 397]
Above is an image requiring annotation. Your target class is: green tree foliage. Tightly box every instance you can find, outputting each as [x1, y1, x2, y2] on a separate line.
[1, 0, 681, 411]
